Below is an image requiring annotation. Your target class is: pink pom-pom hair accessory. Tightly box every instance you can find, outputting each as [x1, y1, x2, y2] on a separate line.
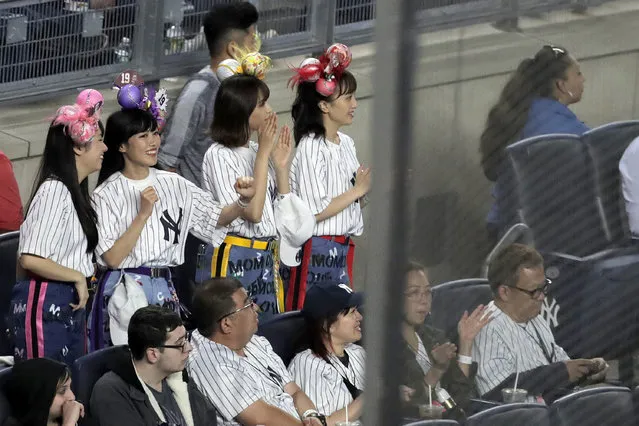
[51, 89, 104, 146]
[288, 43, 352, 97]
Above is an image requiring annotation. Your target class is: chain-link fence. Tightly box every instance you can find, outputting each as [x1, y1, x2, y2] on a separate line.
[0, 0, 611, 102]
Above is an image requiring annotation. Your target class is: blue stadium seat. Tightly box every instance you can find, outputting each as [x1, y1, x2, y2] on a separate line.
[71, 345, 127, 419]
[430, 279, 492, 339]
[466, 402, 549, 426]
[0, 367, 12, 424]
[256, 310, 307, 366]
[0, 231, 19, 356]
[583, 120, 639, 245]
[549, 386, 634, 426]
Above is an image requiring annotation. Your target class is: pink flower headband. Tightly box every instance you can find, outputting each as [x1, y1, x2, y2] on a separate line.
[288, 43, 352, 96]
[52, 89, 104, 145]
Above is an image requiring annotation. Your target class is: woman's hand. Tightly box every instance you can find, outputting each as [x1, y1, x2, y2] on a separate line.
[70, 275, 88, 311]
[234, 176, 256, 204]
[458, 304, 492, 343]
[270, 125, 293, 171]
[61, 400, 84, 426]
[257, 112, 278, 153]
[430, 342, 457, 369]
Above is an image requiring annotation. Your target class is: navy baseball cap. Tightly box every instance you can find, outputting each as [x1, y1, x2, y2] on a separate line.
[302, 283, 364, 320]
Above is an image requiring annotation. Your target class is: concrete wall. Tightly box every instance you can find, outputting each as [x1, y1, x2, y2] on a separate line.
[3, 0, 639, 287]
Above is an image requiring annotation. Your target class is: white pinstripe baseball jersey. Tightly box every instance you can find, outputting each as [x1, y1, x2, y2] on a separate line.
[290, 133, 364, 237]
[202, 140, 277, 238]
[472, 301, 569, 398]
[188, 331, 299, 425]
[19, 179, 95, 277]
[288, 344, 365, 416]
[92, 169, 227, 268]
[415, 334, 433, 375]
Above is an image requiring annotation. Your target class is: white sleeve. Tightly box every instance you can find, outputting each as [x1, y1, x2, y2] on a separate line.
[292, 143, 330, 215]
[190, 361, 261, 421]
[472, 326, 515, 396]
[188, 181, 228, 246]
[19, 181, 70, 259]
[202, 148, 243, 228]
[288, 351, 334, 416]
[92, 189, 121, 257]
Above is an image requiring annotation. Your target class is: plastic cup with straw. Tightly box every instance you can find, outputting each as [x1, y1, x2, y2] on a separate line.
[419, 384, 443, 419]
[502, 356, 528, 402]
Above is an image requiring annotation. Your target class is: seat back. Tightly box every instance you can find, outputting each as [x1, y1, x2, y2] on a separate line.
[466, 403, 550, 426]
[550, 386, 635, 426]
[430, 279, 492, 338]
[403, 421, 459, 426]
[506, 134, 607, 256]
[0, 367, 12, 424]
[583, 121, 639, 244]
[71, 345, 127, 416]
[256, 311, 307, 366]
[0, 232, 19, 356]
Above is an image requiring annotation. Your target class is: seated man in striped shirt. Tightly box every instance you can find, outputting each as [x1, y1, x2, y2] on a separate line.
[472, 244, 609, 403]
[188, 277, 327, 426]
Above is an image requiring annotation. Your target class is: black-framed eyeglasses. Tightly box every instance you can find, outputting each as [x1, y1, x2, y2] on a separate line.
[508, 279, 552, 299]
[217, 297, 259, 322]
[158, 331, 192, 353]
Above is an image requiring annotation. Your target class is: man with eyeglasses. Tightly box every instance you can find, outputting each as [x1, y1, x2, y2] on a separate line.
[472, 244, 609, 404]
[187, 277, 327, 426]
[91, 305, 217, 426]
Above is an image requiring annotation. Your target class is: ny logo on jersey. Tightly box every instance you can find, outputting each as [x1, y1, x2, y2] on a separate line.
[540, 296, 560, 329]
[160, 208, 183, 244]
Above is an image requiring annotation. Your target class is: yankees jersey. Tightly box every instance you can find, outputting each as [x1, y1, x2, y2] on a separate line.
[19, 179, 94, 277]
[92, 169, 227, 268]
[202, 140, 277, 238]
[290, 133, 364, 237]
[472, 301, 570, 397]
[289, 345, 365, 416]
[188, 331, 299, 426]
[415, 334, 433, 375]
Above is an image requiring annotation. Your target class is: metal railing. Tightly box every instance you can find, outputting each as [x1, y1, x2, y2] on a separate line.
[0, 0, 611, 102]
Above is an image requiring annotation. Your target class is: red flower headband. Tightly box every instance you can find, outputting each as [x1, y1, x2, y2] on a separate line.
[289, 43, 352, 96]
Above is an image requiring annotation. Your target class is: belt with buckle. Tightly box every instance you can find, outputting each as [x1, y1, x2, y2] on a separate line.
[225, 235, 276, 251]
[123, 267, 170, 279]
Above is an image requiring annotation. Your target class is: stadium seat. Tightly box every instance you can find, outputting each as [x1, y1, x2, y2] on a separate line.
[466, 402, 549, 426]
[505, 134, 607, 256]
[0, 367, 12, 424]
[256, 310, 307, 366]
[403, 420, 459, 426]
[71, 345, 127, 420]
[549, 386, 634, 426]
[0, 231, 19, 356]
[430, 279, 492, 339]
[583, 120, 639, 245]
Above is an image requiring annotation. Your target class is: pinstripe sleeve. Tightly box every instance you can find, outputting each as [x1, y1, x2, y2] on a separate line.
[189, 181, 227, 246]
[202, 147, 242, 205]
[288, 351, 320, 404]
[472, 326, 515, 396]
[19, 181, 69, 259]
[293, 141, 330, 215]
[92, 188, 120, 258]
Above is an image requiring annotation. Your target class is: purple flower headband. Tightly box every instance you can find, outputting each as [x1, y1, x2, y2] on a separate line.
[51, 89, 104, 145]
[113, 70, 169, 130]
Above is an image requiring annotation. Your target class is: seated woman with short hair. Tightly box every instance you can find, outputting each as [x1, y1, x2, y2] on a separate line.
[288, 283, 365, 424]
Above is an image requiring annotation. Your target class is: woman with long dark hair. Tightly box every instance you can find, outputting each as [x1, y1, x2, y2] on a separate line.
[4, 358, 84, 426]
[9, 89, 106, 365]
[480, 45, 588, 240]
[89, 87, 255, 351]
[286, 43, 371, 311]
[289, 283, 364, 423]
[197, 53, 294, 321]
